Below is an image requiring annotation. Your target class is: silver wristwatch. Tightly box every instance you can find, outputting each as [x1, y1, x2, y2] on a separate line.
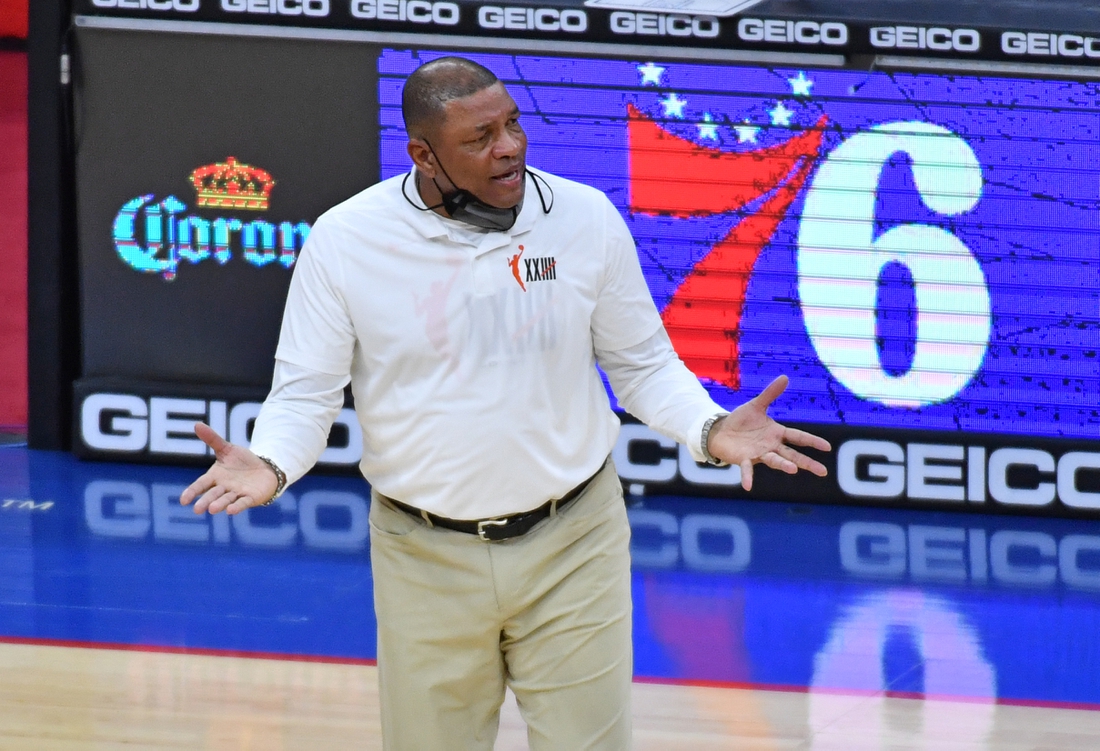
[700, 412, 729, 466]
[255, 455, 287, 506]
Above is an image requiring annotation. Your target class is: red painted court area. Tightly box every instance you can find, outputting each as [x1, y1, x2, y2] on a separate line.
[0, 50, 27, 430]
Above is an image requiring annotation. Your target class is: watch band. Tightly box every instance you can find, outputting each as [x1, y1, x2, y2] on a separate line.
[255, 455, 287, 506]
[700, 412, 729, 467]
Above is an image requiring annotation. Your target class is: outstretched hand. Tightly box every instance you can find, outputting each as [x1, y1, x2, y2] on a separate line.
[179, 422, 279, 515]
[707, 375, 832, 492]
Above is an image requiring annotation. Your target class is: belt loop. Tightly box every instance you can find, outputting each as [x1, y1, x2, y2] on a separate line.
[420, 509, 434, 528]
[550, 498, 559, 518]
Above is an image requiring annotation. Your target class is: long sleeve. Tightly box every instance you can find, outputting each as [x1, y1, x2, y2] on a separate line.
[246, 208, 358, 487]
[247, 359, 350, 486]
[597, 327, 726, 464]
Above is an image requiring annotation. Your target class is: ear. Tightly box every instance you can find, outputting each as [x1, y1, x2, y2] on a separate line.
[407, 138, 436, 178]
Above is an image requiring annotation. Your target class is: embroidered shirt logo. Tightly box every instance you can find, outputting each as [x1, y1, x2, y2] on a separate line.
[508, 245, 557, 291]
[508, 245, 527, 291]
[524, 256, 557, 284]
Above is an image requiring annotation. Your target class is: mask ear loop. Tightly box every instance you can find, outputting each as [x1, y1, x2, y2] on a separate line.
[401, 139, 458, 213]
[401, 171, 446, 213]
[528, 169, 554, 215]
[423, 139, 459, 190]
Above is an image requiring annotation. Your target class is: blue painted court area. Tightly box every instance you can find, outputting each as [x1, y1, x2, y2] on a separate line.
[4, 446, 1100, 709]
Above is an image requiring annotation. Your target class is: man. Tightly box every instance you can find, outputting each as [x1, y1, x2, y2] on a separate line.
[181, 57, 831, 749]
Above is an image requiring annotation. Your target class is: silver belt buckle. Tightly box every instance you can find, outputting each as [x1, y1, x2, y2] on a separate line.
[477, 518, 509, 541]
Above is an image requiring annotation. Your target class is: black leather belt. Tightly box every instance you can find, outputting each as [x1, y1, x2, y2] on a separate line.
[386, 463, 604, 542]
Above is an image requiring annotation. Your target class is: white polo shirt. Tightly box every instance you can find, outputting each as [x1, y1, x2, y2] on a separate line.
[253, 168, 721, 519]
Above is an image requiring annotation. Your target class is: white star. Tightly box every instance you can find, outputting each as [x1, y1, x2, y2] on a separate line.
[660, 93, 687, 119]
[769, 102, 793, 127]
[637, 62, 665, 86]
[735, 120, 760, 143]
[788, 71, 814, 97]
[697, 112, 718, 141]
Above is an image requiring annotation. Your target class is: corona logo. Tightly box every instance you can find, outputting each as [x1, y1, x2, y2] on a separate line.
[113, 158, 311, 281]
[189, 156, 275, 211]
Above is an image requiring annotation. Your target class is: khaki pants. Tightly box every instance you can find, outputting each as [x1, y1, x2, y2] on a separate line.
[369, 460, 632, 750]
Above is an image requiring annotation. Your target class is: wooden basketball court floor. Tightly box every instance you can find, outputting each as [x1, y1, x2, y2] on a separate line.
[4, 641, 1100, 749]
[4, 445, 1100, 749]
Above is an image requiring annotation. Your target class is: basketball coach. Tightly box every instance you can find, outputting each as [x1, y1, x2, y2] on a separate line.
[181, 56, 831, 750]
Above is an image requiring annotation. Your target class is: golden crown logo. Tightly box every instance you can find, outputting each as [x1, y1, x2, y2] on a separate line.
[189, 156, 275, 211]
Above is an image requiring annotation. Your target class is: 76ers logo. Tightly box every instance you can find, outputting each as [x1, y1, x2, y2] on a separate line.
[629, 104, 989, 408]
[629, 105, 825, 390]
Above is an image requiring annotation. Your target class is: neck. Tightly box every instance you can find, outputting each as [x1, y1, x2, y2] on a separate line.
[414, 170, 450, 218]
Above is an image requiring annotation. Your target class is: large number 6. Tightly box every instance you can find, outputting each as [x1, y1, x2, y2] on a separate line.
[798, 121, 991, 408]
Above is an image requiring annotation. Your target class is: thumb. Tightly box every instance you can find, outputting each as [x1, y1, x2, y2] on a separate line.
[749, 374, 789, 411]
[194, 422, 231, 458]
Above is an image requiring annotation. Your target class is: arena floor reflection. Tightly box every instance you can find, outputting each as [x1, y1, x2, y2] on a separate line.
[4, 446, 1100, 713]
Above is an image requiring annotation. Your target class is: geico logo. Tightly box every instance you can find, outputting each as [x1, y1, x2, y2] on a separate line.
[1002, 31, 1100, 57]
[609, 12, 718, 38]
[479, 6, 587, 32]
[839, 521, 1100, 590]
[612, 423, 742, 488]
[221, 0, 329, 15]
[91, 0, 199, 9]
[737, 18, 847, 46]
[84, 480, 370, 551]
[79, 393, 361, 466]
[870, 25, 980, 52]
[838, 439, 1100, 510]
[628, 509, 750, 573]
[351, 0, 459, 24]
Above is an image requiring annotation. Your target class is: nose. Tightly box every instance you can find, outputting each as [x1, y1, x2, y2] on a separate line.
[494, 127, 524, 159]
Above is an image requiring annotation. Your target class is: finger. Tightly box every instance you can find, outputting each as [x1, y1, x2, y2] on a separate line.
[782, 426, 832, 452]
[760, 451, 798, 474]
[740, 459, 754, 492]
[208, 492, 239, 515]
[194, 422, 232, 459]
[778, 445, 829, 477]
[748, 374, 790, 411]
[193, 486, 229, 515]
[180, 474, 215, 506]
[226, 496, 256, 516]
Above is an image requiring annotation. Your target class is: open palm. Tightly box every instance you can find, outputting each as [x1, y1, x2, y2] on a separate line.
[179, 422, 279, 515]
[707, 375, 832, 491]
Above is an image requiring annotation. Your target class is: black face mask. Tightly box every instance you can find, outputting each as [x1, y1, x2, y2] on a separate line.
[421, 141, 521, 231]
[402, 142, 553, 232]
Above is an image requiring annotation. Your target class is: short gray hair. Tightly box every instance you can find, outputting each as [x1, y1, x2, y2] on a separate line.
[402, 57, 500, 139]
